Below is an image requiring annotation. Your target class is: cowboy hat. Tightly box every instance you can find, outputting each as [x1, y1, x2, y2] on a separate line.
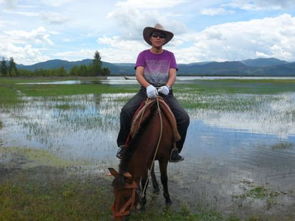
[143, 24, 174, 45]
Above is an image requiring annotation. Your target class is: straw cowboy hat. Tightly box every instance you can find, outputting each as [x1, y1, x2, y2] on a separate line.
[143, 24, 174, 45]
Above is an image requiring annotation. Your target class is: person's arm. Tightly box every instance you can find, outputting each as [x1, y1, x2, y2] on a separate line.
[166, 68, 176, 88]
[135, 66, 150, 88]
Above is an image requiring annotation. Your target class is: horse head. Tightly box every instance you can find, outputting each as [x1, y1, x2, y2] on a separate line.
[108, 168, 139, 220]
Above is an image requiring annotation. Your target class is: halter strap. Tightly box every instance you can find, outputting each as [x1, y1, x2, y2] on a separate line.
[112, 181, 138, 218]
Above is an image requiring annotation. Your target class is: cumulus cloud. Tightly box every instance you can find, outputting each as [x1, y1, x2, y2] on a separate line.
[107, 7, 158, 41]
[97, 36, 146, 63]
[0, 27, 54, 64]
[4, 27, 54, 45]
[174, 14, 295, 63]
[108, 0, 188, 41]
[0, 43, 49, 64]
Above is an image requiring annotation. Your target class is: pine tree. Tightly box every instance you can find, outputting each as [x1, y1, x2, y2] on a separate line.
[8, 57, 18, 77]
[92, 51, 102, 76]
[0, 58, 8, 76]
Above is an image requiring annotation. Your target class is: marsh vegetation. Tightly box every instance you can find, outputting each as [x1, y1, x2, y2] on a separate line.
[1, 77, 295, 220]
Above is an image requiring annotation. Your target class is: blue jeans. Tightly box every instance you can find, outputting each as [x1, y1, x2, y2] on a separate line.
[117, 87, 190, 152]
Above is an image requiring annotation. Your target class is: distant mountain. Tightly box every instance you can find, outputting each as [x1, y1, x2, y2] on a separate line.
[16, 58, 295, 76]
[17, 59, 92, 70]
[241, 58, 287, 67]
[178, 61, 250, 75]
[16, 59, 134, 75]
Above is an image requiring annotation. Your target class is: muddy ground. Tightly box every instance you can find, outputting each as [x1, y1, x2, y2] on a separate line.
[1, 147, 295, 221]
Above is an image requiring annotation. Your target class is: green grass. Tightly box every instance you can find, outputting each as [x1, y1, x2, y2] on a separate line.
[2, 77, 295, 113]
[0, 146, 238, 221]
[174, 79, 295, 94]
[0, 171, 112, 221]
[14, 84, 137, 97]
[0, 85, 18, 106]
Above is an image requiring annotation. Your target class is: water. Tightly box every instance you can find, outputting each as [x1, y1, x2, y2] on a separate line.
[1, 88, 295, 217]
[16, 76, 295, 86]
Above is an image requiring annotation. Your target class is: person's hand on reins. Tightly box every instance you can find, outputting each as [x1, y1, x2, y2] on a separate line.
[146, 85, 158, 98]
[158, 85, 170, 95]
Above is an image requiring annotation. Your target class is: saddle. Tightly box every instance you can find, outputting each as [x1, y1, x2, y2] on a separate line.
[125, 97, 181, 145]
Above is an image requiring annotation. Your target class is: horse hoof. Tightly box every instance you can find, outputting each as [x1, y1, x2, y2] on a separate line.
[136, 204, 145, 211]
[165, 200, 172, 206]
[153, 188, 160, 194]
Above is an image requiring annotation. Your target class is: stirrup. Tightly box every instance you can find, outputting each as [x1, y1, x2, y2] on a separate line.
[169, 147, 184, 162]
[116, 145, 128, 159]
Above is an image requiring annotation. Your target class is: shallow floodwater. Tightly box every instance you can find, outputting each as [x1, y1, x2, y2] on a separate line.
[1, 88, 295, 218]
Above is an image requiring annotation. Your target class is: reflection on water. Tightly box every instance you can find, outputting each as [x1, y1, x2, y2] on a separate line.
[1, 90, 295, 217]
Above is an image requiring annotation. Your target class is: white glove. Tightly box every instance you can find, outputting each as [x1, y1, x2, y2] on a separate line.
[158, 85, 170, 95]
[146, 85, 158, 98]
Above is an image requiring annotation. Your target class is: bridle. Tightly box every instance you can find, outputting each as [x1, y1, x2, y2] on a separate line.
[112, 180, 138, 218]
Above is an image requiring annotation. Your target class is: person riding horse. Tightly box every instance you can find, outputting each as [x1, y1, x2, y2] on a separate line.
[117, 24, 190, 162]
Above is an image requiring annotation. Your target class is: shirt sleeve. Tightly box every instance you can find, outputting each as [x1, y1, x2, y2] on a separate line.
[134, 51, 145, 69]
[170, 52, 178, 71]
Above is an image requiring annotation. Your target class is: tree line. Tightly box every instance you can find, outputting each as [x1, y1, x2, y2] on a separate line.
[0, 51, 110, 77]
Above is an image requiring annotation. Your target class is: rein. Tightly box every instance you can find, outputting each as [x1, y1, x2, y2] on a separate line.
[141, 96, 163, 198]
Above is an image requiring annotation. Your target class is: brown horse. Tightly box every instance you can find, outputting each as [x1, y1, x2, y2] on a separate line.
[109, 96, 180, 220]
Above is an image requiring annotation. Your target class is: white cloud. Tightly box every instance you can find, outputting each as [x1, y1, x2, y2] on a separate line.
[174, 14, 295, 63]
[108, 1, 188, 41]
[55, 49, 95, 61]
[97, 36, 146, 63]
[0, 27, 54, 64]
[0, 43, 49, 64]
[201, 7, 235, 16]
[4, 27, 54, 45]
[107, 7, 158, 40]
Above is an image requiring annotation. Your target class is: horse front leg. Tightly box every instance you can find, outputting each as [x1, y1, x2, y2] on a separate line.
[150, 164, 160, 194]
[139, 175, 148, 211]
[159, 160, 172, 205]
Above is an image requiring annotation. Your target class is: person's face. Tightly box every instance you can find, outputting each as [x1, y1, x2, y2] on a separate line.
[150, 32, 166, 48]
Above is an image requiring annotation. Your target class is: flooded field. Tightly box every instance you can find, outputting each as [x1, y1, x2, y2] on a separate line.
[1, 78, 295, 220]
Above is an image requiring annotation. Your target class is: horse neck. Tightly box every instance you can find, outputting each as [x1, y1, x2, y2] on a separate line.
[120, 104, 168, 179]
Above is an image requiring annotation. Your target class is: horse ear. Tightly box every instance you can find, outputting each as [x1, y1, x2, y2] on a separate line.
[123, 172, 132, 178]
[108, 168, 119, 177]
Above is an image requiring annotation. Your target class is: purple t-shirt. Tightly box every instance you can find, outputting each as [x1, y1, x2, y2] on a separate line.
[135, 49, 177, 86]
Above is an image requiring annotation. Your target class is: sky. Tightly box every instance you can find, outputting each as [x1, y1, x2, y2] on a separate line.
[1, 0, 295, 65]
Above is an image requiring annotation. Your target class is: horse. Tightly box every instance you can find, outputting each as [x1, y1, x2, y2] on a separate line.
[108, 96, 181, 220]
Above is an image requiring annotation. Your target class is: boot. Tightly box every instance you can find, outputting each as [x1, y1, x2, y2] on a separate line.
[116, 145, 128, 159]
[169, 148, 184, 162]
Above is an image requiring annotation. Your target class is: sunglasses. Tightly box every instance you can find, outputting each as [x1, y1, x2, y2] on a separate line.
[151, 33, 166, 39]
